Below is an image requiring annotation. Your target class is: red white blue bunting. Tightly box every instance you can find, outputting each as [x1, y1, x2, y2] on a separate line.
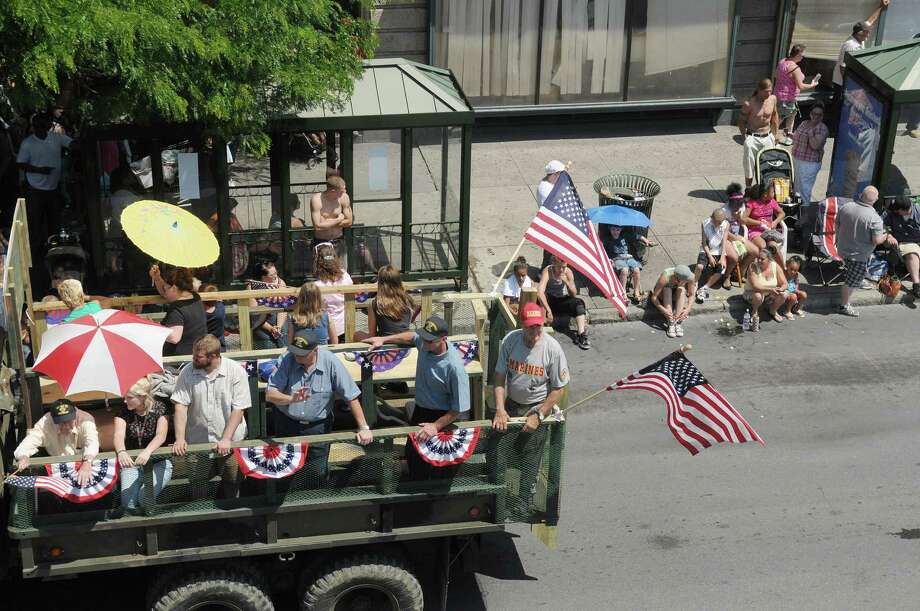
[234, 442, 309, 479]
[39, 458, 120, 503]
[409, 427, 480, 467]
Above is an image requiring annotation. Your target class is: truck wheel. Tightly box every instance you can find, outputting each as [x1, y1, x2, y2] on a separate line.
[148, 564, 274, 611]
[300, 554, 423, 611]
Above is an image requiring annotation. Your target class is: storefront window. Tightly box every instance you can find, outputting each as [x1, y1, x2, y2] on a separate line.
[626, 0, 733, 101]
[431, 0, 538, 106]
[879, 0, 920, 44]
[790, 0, 879, 61]
[538, 0, 627, 104]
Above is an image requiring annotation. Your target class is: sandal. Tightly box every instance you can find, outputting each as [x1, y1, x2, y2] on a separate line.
[772, 312, 784, 323]
[721, 279, 732, 290]
[785, 312, 795, 320]
[796, 309, 806, 317]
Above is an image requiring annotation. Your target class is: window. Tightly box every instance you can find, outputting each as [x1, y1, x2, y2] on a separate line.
[879, 0, 920, 44]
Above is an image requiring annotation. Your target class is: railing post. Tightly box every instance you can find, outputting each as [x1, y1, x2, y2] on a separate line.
[443, 300, 454, 331]
[344, 293, 357, 342]
[400, 127, 413, 273]
[420, 289, 433, 322]
[237, 298, 253, 351]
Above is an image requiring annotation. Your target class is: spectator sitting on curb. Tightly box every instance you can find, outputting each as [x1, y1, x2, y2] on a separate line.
[694, 208, 729, 303]
[502, 256, 533, 316]
[784, 255, 808, 318]
[603, 225, 654, 304]
[742, 182, 785, 267]
[882, 195, 920, 298]
[836, 186, 889, 317]
[649, 264, 695, 339]
[537, 255, 590, 350]
[744, 246, 794, 330]
[722, 183, 759, 289]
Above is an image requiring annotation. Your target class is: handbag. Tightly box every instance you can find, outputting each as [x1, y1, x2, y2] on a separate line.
[878, 273, 902, 298]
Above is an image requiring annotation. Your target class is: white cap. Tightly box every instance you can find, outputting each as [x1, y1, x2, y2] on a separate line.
[544, 160, 566, 174]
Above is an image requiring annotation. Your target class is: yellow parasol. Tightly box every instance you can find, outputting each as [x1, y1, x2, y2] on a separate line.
[120, 200, 219, 267]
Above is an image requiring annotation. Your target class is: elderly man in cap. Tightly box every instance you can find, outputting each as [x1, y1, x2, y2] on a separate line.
[836, 186, 890, 317]
[492, 302, 569, 434]
[649, 264, 697, 338]
[365, 316, 471, 479]
[266, 332, 373, 477]
[14, 400, 99, 486]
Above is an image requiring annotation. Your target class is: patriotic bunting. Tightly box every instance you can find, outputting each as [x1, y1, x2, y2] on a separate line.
[5, 459, 119, 503]
[234, 442, 309, 479]
[409, 427, 480, 467]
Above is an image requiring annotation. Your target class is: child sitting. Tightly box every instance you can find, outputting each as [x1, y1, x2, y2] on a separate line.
[502, 256, 533, 315]
[783, 255, 808, 318]
[604, 224, 654, 303]
[694, 208, 729, 303]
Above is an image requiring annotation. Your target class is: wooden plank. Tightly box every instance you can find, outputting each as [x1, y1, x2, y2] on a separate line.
[540, 0, 558, 94]
[590, 0, 610, 94]
[446, 1, 465, 87]
[344, 293, 357, 342]
[464, 0, 484, 97]
[489, 0, 504, 96]
[480, 0, 491, 97]
[519, 0, 541, 98]
[237, 299, 253, 351]
[420, 289, 433, 321]
[603, 0, 626, 94]
[500, 0, 514, 97]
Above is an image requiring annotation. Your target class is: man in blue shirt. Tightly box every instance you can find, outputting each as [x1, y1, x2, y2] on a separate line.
[266, 333, 373, 477]
[367, 315, 470, 479]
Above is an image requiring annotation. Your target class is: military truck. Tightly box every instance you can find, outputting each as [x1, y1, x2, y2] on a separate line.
[0, 202, 566, 610]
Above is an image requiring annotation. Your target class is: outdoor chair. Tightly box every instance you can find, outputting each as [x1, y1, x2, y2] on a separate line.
[803, 196, 848, 286]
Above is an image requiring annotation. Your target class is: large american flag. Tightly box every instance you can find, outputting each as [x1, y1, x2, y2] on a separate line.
[525, 172, 627, 318]
[615, 351, 764, 455]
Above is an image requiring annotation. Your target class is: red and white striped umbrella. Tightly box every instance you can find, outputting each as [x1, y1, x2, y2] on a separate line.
[33, 309, 171, 397]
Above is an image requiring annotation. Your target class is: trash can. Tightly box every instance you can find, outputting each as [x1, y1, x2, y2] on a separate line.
[593, 174, 661, 261]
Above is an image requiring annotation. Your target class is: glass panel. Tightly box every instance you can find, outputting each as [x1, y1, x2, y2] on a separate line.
[883, 103, 920, 196]
[431, 0, 539, 106]
[411, 128, 458, 273]
[626, 0, 732, 101]
[791, 0, 880, 61]
[228, 142, 276, 282]
[879, 0, 920, 44]
[350, 130, 402, 278]
[538, 0, 627, 104]
[827, 78, 884, 199]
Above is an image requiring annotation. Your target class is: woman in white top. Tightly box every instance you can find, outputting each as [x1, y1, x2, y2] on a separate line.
[502, 257, 533, 315]
[313, 243, 353, 343]
[694, 208, 729, 303]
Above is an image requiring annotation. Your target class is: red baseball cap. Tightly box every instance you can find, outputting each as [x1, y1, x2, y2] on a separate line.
[520, 302, 545, 327]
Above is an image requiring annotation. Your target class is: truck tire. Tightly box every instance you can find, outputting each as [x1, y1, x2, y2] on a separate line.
[300, 553, 423, 611]
[148, 564, 274, 611]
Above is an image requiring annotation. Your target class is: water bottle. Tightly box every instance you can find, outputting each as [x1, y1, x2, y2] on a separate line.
[742, 309, 751, 331]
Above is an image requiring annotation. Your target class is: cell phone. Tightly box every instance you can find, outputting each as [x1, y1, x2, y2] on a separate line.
[814, 73, 822, 83]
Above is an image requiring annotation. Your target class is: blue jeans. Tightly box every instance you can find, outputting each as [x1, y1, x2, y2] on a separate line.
[120, 459, 173, 510]
[794, 158, 822, 204]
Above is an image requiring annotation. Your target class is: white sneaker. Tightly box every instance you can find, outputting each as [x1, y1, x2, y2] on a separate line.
[666, 323, 677, 338]
[695, 288, 706, 303]
[675, 323, 684, 337]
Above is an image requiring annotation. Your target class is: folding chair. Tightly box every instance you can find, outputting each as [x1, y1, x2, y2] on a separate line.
[803, 196, 849, 286]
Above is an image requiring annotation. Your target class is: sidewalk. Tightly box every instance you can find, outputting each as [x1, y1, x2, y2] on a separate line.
[466, 118, 920, 322]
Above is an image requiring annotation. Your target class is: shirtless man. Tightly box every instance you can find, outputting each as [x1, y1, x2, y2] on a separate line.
[310, 175, 353, 260]
[738, 78, 779, 187]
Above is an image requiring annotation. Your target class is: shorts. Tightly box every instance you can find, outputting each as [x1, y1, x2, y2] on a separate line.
[760, 229, 784, 245]
[743, 132, 775, 179]
[778, 100, 798, 121]
[732, 241, 749, 258]
[844, 258, 869, 289]
[696, 251, 724, 273]
[613, 256, 642, 271]
[898, 242, 920, 259]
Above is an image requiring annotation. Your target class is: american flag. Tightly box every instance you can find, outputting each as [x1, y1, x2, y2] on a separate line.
[525, 172, 627, 317]
[615, 351, 764, 455]
[6, 473, 74, 497]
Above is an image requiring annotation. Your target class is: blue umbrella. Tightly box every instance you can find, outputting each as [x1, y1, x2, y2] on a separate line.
[585, 204, 652, 228]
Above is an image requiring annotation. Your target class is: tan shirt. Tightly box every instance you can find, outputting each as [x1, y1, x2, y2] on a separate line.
[14, 410, 100, 460]
[171, 357, 251, 444]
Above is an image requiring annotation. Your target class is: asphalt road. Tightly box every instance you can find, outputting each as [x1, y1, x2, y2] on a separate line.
[457, 305, 920, 610]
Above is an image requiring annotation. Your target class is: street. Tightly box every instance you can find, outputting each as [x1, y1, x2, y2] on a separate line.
[455, 304, 920, 610]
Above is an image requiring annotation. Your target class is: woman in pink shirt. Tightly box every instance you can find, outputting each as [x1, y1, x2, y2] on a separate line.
[313, 242, 353, 343]
[774, 44, 820, 145]
[742, 183, 785, 265]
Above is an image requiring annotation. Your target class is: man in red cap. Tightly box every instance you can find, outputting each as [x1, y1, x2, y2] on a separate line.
[492, 302, 569, 433]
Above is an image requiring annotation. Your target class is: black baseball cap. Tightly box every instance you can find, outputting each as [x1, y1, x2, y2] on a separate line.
[418, 316, 449, 342]
[50, 399, 77, 424]
[853, 21, 872, 34]
[289, 333, 320, 356]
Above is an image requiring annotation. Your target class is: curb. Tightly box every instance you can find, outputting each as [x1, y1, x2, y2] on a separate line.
[585, 284, 913, 325]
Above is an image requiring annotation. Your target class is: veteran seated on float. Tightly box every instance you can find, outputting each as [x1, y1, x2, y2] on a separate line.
[14, 400, 100, 486]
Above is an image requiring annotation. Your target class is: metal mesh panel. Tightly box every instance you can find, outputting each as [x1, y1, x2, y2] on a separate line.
[7, 421, 565, 530]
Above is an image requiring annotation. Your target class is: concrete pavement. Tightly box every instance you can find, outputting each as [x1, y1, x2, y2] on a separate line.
[453, 304, 920, 610]
[466, 118, 920, 322]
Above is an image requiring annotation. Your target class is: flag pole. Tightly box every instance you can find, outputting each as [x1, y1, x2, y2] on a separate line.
[560, 344, 693, 416]
[490, 234, 529, 296]
[2, 467, 22, 484]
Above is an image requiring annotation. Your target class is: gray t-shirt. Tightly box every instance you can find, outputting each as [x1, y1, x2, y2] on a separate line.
[836, 201, 883, 260]
[413, 335, 470, 413]
[495, 330, 569, 405]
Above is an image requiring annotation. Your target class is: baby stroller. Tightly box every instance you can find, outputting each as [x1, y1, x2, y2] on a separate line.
[755, 147, 800, 246]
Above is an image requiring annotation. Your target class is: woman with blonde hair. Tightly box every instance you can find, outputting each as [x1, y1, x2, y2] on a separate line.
[113, 376, 172, 513]
[287, 281, 336, 345]
[59, 278, 104, 322]
[356, 265, 416, 343]
[313, 242, 353, 343]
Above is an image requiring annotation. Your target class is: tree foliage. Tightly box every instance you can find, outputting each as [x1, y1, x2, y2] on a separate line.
[0, 0, 376, 138]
